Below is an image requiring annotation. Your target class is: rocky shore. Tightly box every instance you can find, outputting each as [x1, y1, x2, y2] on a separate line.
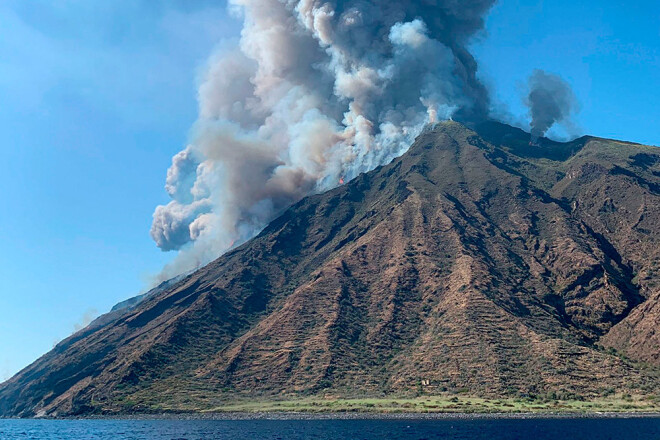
[33, 411, 660, 421]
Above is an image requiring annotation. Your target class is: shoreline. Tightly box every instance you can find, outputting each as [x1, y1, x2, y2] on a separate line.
[6, 411, 660, 421]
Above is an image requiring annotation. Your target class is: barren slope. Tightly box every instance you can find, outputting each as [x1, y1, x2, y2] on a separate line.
[1, 121, 659, 417]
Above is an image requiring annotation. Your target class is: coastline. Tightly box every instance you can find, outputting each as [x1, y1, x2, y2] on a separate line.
[9, 411, 660, 421]
[6, 394, 660, 420]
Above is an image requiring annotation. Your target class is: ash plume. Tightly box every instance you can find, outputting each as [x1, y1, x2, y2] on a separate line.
[526, 69, 578, 140]
[151, 0, 496, 279]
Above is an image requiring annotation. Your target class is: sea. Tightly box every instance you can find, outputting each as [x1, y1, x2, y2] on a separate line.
[1, 417, 660, 440]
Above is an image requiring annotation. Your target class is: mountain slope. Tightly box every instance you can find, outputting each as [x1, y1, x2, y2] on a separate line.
[1, 121, 659, 417]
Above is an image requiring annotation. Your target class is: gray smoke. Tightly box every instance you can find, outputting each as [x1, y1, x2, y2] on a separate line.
[73, 308, 99, 333]
[526, 69, 578, 140]
[1, 359, 11, 383]
[151, 0, 496, 279]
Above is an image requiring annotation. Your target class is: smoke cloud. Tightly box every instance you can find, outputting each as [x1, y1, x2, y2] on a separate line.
[1, 359, 11, 383]
[73, 308, 99, 333]
[526, 69, 578, 140]
[151, 0, 496, 279]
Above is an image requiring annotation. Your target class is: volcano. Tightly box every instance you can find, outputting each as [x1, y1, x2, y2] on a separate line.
[2, 121, 660, 417]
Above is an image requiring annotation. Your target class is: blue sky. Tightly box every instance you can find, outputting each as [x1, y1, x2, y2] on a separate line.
[473, 0, 659, 144]
[0, 0, 241, 380]
[0, 0, 657, 380]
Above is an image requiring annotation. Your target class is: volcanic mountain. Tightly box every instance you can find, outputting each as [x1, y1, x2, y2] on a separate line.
[2, 121, 660, 417]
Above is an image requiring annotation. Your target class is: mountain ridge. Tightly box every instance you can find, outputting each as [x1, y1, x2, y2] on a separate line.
[2, 121, 660, 417]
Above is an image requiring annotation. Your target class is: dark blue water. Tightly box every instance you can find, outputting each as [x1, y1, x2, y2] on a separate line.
[1, 418, 659, 440]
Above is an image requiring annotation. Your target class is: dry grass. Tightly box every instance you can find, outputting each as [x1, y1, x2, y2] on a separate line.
[198, 394, 660, 415]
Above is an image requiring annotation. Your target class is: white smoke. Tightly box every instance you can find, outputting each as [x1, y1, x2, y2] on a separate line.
[73, 308, 99, 333]
[151, 0, 495, 279]
[1, 359, 11, 383]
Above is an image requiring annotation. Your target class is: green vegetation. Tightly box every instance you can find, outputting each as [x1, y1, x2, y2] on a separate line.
[193, 394, 660, 414]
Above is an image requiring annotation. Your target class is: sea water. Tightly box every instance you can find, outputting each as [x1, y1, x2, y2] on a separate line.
[1, 417, 659, 440]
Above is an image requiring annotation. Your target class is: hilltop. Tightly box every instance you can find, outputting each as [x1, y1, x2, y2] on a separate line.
[2, 121, 660, 417]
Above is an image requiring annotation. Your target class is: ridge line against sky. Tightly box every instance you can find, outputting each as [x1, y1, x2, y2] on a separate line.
[0, 0, 658, 381]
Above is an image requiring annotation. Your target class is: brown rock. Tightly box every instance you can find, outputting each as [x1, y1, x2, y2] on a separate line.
[1, 121, 659, 417]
